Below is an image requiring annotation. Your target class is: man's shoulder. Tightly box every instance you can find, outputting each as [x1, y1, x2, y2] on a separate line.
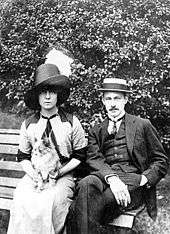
[126, 113, 150, 125]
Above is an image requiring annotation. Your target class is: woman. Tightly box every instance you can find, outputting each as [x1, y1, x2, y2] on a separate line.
[7, 61, 87, 234]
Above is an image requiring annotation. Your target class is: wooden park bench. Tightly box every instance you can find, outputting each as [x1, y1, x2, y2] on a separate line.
[0, 128, 145, 231]
[0, 129, 24, 210]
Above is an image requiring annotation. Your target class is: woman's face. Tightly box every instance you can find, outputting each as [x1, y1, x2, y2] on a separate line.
[39, 88, 58, 112]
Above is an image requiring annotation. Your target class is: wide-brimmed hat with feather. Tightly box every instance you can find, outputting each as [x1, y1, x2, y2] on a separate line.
[24, 48, 73, 110]
[24, 63, 71, 110]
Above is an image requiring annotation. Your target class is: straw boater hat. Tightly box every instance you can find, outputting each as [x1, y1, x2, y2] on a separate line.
[24, 63, 71, 110]
[98, 78, 132, 93]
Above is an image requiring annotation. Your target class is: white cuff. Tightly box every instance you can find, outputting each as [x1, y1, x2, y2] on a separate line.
[140, 175, 148, 186]
[105, 174, 118, 184]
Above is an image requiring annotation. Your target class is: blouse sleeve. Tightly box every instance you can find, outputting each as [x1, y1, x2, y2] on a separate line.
[71, 116, 87, 161]
[17, 121, 32, 162]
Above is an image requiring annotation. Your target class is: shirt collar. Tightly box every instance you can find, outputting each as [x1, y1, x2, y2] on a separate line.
[40, 108, 59, 119]
[108, 111, 125, 122]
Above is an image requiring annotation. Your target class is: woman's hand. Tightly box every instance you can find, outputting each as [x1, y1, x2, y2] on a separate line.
[20, 159, 39, 183]
[49, 170, 60, 180]
[31, 170, 39, 183]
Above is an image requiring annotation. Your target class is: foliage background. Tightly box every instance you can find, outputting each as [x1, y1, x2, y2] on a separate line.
[0, 1, 170, 233]
[0, 0, 169, 151]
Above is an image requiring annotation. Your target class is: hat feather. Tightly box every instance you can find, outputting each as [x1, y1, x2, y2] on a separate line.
[45, 48, 74, 77]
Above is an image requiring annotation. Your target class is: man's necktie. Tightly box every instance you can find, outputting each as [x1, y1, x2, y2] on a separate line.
[110, 120, 117, 136]
[109, 115, 125, 136]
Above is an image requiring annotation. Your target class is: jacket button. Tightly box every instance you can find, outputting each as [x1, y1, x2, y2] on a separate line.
[146, 183, 151, 189]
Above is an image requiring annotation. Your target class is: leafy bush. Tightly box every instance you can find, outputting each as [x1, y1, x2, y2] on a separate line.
[0, 0, 169, 150]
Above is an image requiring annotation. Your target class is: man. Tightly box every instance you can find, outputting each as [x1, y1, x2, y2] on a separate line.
[67, 78, 169, 234]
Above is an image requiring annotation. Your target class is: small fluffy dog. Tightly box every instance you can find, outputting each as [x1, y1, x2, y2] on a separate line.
[31, 138, 61, 191]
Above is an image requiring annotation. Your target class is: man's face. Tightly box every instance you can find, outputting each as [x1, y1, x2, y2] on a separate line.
[39, 88, 58, 112]
[102, 91, 128, 118]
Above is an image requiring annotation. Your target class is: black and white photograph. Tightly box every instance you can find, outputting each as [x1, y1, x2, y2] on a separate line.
[0, 0, 169, 233]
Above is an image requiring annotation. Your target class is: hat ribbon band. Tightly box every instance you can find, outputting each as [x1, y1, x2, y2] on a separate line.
[101, 83, 129, 90]
[35, 75, 65, 86]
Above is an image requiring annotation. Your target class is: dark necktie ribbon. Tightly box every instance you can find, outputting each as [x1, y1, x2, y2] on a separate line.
[41, 114, 57, 138]
[41, 113, 69, 164]
[41, 114, 61, 156]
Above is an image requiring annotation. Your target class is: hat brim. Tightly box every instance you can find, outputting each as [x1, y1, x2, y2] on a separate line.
[98, 88, 132, 93]
[24, 76, 70, 110]
[35, 75, 70, 89]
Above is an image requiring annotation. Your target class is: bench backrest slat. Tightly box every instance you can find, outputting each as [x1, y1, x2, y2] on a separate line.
[0, 187, 15, 199]
[0, 177, 22, 188]
[0, 130, 20, 160]
[0, 145, 19, 155]
[0, 198, 13, 210]
[0, 161, 23, 171]
[0, 129, 20, 134]
[0, 176, 21, 202]
[0, 161, 25, 179]
[0, 129, 25, 210]
[0, 133, 20, 145]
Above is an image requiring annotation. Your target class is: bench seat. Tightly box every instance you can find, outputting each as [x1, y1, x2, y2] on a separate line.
[0, 128, 145, 231]
[109, 204, 145, 228]
[0, 129, 24, 211]
[0, 161, 25, 210]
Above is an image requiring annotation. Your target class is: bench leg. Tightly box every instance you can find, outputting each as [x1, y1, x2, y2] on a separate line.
[111, 227, 138, 234]
[0, 209, 10, 233]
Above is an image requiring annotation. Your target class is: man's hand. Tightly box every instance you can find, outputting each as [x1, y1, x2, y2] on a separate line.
[108, 176, 131, 207]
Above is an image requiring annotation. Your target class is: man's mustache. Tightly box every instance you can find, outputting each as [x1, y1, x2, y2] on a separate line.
[109, 107, 118, 111]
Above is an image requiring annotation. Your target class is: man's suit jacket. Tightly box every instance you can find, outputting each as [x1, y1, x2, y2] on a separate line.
[86, 113, 169, 220]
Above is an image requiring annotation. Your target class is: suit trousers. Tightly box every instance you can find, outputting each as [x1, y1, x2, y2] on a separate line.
[67, 174, 144, 234]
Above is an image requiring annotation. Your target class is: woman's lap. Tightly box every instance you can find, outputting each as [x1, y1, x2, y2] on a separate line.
[8, 174, 75, 234]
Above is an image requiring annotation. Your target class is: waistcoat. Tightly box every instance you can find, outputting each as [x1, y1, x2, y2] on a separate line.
[103, 119, 131, 165]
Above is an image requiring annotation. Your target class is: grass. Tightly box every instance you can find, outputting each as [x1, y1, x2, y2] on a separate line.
[135, 174, 170, 234]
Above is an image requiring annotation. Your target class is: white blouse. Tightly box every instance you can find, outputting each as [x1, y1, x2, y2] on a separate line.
[19, 114, 87, 160]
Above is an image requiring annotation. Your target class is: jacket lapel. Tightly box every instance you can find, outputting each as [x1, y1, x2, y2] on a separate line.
[99, 114, 137, 154]
[125, 113, 137, 156]
[100, 118, 109, 147]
